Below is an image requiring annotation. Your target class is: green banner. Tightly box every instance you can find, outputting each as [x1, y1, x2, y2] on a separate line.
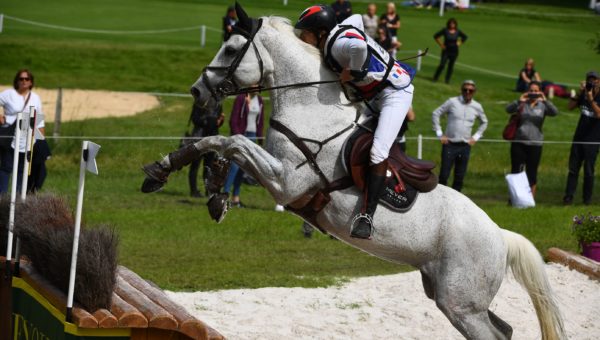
[11, 277, 130, 340]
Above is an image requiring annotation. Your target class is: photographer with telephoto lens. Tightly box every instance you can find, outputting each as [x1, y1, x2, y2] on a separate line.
[563, 71, 600, 205]
[506, 81, 558, 198]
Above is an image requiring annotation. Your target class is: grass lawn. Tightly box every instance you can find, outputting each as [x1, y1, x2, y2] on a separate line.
[0, 0, 599, 291]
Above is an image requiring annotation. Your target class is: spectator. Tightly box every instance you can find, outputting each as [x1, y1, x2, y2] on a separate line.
[222, 5, 238, 42]
[380, 2, 401, 58]
[223, 92, 264, 207]
[432, 80, 487, 192]
[563, 71, 600, 205]
[515, 58, 542, 93]
[331, 0, 352, 23]
[0, 69, 45, 194]
[375, 25, 400, 55]
[423, 0, 457, 9]
[396, 106, 415, 152]
[186, 100, 224, 198]
[506, 81, 558, 198]
[362, 3, 379, 40]
[433, 18, 467, 84]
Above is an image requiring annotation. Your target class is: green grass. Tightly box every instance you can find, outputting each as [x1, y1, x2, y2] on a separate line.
[1, 1, 599, 291]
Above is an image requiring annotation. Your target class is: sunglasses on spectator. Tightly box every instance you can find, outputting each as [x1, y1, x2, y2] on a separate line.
[19, 77, 31, 81]
[462, 88, 475, 93]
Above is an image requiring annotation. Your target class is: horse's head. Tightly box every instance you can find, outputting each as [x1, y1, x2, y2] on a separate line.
[191, 2, 269, 107]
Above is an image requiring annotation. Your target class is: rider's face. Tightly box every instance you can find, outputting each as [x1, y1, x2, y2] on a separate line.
[299, 30, 318, 47]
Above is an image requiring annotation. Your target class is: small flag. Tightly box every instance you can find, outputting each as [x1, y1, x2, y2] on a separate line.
[84, 142, 101, 175]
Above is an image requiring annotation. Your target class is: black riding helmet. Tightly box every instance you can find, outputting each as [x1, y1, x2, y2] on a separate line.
[295, 5, 337, 33]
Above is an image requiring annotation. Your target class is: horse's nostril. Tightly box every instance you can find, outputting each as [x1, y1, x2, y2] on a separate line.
[190, 87, 200, 100]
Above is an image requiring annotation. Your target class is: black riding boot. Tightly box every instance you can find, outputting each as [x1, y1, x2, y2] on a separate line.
[141, 143, 200, 193]
[350, 161, 388, 239]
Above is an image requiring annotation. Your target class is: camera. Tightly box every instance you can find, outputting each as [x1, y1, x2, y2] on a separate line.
[585, 81, 595, 92]
[527, 92, 541, 99]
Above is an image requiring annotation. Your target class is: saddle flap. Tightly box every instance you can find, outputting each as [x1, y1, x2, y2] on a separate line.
[344, 126, 438, 193]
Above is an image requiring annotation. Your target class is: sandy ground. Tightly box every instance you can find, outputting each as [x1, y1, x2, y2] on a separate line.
[167, 263, 600, 340]
[0, 86, 160, 122]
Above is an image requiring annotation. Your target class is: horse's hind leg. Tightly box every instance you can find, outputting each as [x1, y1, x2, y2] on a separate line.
[424, 261, 509, 340]
[488, 310, 513, 339]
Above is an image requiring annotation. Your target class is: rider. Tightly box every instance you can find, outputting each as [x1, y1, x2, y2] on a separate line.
[295, 5, 415, 240]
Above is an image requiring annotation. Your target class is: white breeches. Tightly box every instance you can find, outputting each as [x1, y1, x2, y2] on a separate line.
[369, 84, 414, 164]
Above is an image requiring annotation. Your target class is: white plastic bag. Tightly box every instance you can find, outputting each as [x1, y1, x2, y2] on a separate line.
[505, 171, 535, 208]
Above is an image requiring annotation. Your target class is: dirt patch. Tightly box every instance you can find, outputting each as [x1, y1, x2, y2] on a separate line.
[0, 86, 161, 123]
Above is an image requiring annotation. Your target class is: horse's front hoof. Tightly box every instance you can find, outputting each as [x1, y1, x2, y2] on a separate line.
[141, 177, 165, 193]
[207, 193, 229, 223]
[142, 162, 169, 182]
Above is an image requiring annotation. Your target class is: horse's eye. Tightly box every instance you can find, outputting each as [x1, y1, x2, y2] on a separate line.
[224, 46, 237, 56]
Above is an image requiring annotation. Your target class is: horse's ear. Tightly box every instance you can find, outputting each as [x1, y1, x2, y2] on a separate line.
[235, 2, 253, 33]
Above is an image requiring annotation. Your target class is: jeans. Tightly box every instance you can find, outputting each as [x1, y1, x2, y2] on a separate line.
[223, 132, 257, 196]
[433, 50, 458, 83]
[439, 142, 471, 192]
[510, 142, 542, 186]
[564, 142, 599, 203]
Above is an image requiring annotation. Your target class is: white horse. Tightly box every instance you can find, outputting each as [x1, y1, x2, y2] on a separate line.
[143, 5, 565, 340]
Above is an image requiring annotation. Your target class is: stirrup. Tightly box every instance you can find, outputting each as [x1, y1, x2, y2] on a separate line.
[350, 213, 374, 240]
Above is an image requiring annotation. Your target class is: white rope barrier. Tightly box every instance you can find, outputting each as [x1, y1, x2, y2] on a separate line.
[3, 14, 220, 34]
[477, 5, 597, 18]
[0, 134, 588, 146]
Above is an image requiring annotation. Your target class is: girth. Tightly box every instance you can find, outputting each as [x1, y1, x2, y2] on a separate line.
[269, 119, 354, 233]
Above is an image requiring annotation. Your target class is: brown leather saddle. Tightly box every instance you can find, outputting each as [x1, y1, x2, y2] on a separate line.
[342, 122, 438, 196]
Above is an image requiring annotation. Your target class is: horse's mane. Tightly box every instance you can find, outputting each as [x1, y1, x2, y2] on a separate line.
[264, 16, 321, 59]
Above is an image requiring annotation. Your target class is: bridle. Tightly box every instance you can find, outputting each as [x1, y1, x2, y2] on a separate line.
[201, 19, 265, 100]
[200, 18, 340, 101]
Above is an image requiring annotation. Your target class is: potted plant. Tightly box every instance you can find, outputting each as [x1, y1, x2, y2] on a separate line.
[572, 213, 600, 262]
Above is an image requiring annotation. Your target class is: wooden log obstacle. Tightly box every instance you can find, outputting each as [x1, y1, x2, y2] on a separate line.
[547, 247, 600, 282]
[1, 257, 224, 340]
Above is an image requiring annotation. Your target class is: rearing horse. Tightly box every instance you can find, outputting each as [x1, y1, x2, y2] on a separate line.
[143, 5, 565, 340]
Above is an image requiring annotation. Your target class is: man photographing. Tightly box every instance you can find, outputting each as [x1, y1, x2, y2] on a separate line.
[563, 70, 600, 205]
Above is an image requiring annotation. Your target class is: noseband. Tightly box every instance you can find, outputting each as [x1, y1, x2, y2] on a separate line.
[201, 19, 265, 100]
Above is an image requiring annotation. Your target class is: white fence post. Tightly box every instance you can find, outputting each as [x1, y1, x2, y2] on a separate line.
[416, 49, 422, 71]
[439, 1, 445, 17]
[201, 25, 206, 48]
[283, 0, 288, 5]
[417, 134, 423, 160]
[0, 14, 4, 33]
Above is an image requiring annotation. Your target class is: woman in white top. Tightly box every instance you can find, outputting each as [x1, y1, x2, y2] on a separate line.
[223, 92, 264, 207]
[0, 69, 46, 193]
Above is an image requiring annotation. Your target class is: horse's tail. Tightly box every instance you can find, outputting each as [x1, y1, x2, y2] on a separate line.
[501, 229, 566, 340]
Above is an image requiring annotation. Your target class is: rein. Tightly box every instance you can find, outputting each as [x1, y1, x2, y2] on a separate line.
[201, 18, 341, 100]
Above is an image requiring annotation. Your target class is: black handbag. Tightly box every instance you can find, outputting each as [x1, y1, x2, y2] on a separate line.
[0, 124, 16, 148]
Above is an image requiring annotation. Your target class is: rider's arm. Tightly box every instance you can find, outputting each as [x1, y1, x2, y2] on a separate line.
[333, 36, 368, 81]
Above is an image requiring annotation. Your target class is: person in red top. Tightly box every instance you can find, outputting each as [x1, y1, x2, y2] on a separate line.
[223, 93, 264, 207]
